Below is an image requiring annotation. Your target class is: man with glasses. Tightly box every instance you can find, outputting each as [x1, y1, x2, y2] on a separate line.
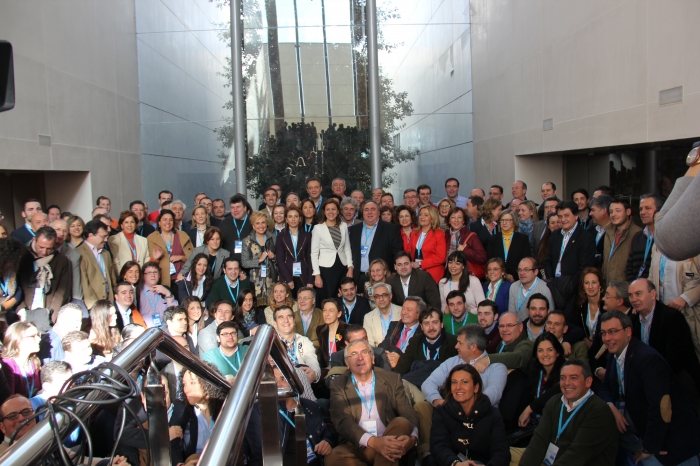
[402, 189, 419, 213]
[362, 283, 401, 348]
[473, 312, 534, 373]
[17, 226, 72, 330]
[543, 201, 596, 317]
[598, 311, 700, 466]
[0, 395, 36, 454]
[203, 321, 247, 381]
[76, 220, 116, 310]
[139, 261, 178, 328]
[602, 281, 632, 315]
[326, 339, 420, 466]
[197, 300, 234, 357]
[508, 257, 553, 320]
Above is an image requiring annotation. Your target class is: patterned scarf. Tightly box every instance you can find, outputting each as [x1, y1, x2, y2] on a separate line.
[31, 250, 55, 294]
[519, 218, 533, 241]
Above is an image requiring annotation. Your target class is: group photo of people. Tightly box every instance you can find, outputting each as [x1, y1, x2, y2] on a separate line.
[0, 154, 699, 466]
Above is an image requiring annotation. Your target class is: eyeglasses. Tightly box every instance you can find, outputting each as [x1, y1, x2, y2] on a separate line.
[486, 267, 502, 272]
[1, 408, 34, 422]
[144, 271, 159, 275]
[348, 349, 371, 358]
[498, 323, 519, 330]
[499, 218, 514, 223]
[373, 293, 390, 299]
[600, 328, 626, 338]
[219, 332, 237, 338]
[404, 195, 417, 200]
[603, 293, 618, 299]
[517, 268, 536, 273]
[298, 296, 313, 301]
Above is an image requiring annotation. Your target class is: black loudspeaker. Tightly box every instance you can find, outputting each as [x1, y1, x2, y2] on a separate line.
[0, 40, 15, 113]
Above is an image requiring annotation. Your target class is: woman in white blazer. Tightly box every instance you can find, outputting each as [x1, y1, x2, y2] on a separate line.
[108, 211, 150, 274]
[311, 198, 354, 302]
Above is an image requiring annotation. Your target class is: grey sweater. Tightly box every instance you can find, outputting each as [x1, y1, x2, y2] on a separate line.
[655, 176, 700, 260]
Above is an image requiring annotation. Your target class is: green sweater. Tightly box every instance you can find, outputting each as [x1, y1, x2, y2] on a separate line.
[519, 393, 618, 466]
[489, 333, 533, 371]
[443, 313, 478, 335]
[207, 276, 252, 305]
[202, 345, 249, 377]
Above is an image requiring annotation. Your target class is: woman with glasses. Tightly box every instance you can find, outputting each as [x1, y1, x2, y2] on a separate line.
[1, 322, 41, 397]
[436, 199, 456, 230]
[482, 257, 512, 315]
[576, 267, 607, 371]
[486, 210, 531, 281]
[411, 206, 447, 284]
[147, 209, 193, 294]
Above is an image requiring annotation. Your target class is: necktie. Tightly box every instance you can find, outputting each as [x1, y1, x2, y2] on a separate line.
[399, 327, 411, 350]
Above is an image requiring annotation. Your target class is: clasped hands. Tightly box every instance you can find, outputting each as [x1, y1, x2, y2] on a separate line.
[368, 435, 416, 462]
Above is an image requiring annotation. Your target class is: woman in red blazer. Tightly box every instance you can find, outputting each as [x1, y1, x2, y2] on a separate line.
[444, 207, 488, 279]
[410, 206, 447, 283]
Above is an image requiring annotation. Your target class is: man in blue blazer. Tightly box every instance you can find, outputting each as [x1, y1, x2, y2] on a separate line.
[598, 311, 700, 466]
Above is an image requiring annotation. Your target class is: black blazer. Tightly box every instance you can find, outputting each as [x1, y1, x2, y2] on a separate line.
[186, 227, 203, 247]
[316, 321, 349, 368]
[177, 278, 210, 305]
[170, 401, 199, 465]
[599, 338, 700, 465]
[341, 295, 372, 326]
[385, 269, 442, 309]
[219, 216, 254, 265]
[379, 321, 424, 353]
[542, 226, 596, 309]
[136, 222, 156, 238]
[430, 396, 510, 466]
[395, 331, 458, 375]
[575, 302, 606, 370]
[632, 301, 700, 391]
[486, 231, 531, 278]
[275, 228, 313, 285]
[468, 217, 496, 250]
[348, 220, 404, 283]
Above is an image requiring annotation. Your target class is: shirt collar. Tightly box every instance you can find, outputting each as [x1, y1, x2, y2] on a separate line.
[86, 241, 102, 255]
[562, 222, 578, 237]
[468, 351, 487, 365]
[615, 344, 629, 365]
[640, 305, 655, 324]
[561, 389, 593, 412]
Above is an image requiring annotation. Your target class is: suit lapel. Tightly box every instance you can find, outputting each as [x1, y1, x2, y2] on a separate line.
[345, 375, 363, 421]
[562, 228, 580, 258]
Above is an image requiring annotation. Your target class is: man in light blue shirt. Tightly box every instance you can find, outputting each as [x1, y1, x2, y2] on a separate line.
[444, 178, 468, 209]
[413, 324, 507, 458]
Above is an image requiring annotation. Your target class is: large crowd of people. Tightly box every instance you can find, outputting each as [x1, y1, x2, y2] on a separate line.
[0, 154, 699, 466]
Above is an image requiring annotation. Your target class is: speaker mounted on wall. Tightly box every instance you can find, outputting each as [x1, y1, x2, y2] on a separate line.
[0, 40, 15, 113]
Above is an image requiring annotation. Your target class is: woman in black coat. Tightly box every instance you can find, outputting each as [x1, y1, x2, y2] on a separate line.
[275, 205, 314, 299]
[430, 364, 510, 466]
[486, 210, 531, 280]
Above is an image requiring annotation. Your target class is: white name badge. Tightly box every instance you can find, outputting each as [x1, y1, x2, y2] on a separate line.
[169, 262, 177, 275]
[152, 313, 162, 327]
[544, 443, 559, 466]
[359, 420, 378, 436]
[260, 265, 267, 278]
[361, 246, 369, 257]
[234, 241, 243, 254]
[293, 262, 302, 276]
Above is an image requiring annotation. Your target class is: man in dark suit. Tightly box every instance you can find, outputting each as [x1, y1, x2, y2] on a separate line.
[386, 251, 441, 309]
[628, 278, 700, 394]
[379, 296, 426, 370]
[348, 201, 403, 286]
[338, 277, 372, 325]
[589, 195, 613, 268]
[326, 339, 420, 465]
[542, 201, 596, 320]
[219, 194, 253, 266]
[599, 311, 700, 466]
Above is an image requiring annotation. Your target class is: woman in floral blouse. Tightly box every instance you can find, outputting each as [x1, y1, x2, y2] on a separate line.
[241, 211, 277, 309]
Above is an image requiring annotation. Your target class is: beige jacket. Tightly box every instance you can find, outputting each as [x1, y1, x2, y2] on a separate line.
[362, 304, 401, 348]
[648, 244, 700, 312]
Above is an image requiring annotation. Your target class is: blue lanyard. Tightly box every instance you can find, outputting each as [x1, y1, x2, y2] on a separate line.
[351, 373, 375, 414]
[498, 341, 506, 353]
[423, 343, 439, 360]
[416, 232, 427, 256]
[304, 223, 313, 233]
[211, 257, 217, 272]
[643, 229, 654, 263]
[126, 237, 137, 261]
[537, 371, 544, 397]
[290, 233, 299, 259]
[344, 300, 356, 321]
[315, 196, 323, 212]
[488, 279, 503, 300]
[224, 276, 240, 303]
[279, 409, 296, 428]
[362, 224, 377, 245]
[233, 215, 248, 237]
[144, 290, 160, 312]
[556, 395, 591, 442]
[162, 234, 173, 254]
[25, 224, 35, 237]
[286, 338, 299, 364]
[219, 347, 241, 374]
[0, 278, 8, 296]
[517, 278, 539, 311]
[585, 304, 598, 337]
[502, 234, 511, 260]
[616, 358, 624, 396]
[659, 254, 668, 283]
[450, 315, 464, 335]
[25, 374, 35, 398]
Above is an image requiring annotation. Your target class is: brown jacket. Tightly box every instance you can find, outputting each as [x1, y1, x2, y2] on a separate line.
[602, 220, 642, 283]
[18, 249, 73, 320]
[294, 307, 324, 357]
[77, 242, 117, 310]
[329, 367, 420, 446]
[146, 230, 193, 288]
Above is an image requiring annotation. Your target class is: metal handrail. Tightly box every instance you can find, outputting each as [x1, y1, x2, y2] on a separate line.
[0, 324, 301, 465]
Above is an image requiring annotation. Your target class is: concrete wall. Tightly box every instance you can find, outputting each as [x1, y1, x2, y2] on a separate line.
[0, 0, 142, 221]
[471, 0, 700, 195]
[380, 0, 473, 204]
[135, 0, 232, 206]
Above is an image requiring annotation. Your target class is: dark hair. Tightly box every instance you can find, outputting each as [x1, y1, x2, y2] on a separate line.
[222, 257, 240, 270]
[318, 198, 341, 224]
[46, 204, 61, 214]
[571, 189, 589, 201]
[527, 332, 566, 396]
[395, 205, 417, 227]
[203, 226, 223, 244]
[419, 307, 443, 324]
[118, 261, 141, 283]
[118, 210, 138, 228]
[440, 364, 482, 405]
[84, 219, 108, 237]
[229, 193, 247, 206]
[444, 178, 460, 187]
[609, 198, 631, 211]
[237, 288, 255, 309]
[142, 261, 161, 277]
[537, 213, 558, 266]
[594, 185, 613, 197]
[542, 182, 556, 191]
[306, 177, 322, 187]
[156, 209, 175, 232]
[445, 290, 465, 305]
[394, 250, 411, 263]
[600, 310, 632, 329]
[35, 226, 57, 242]
[577, 267, 604, 306]
[446, 207, 466, 228]
[158, 190, 173, 200]
[95, 196, 110, 206]
[0, 238, 25, 277]
[22, 198, 42, 211]
[443, 251, 470, 293]
[188, 253, 214, 292]
[321, 299, 342, 316]
[476, 299, 498, 315]
[300, 199, 317, 223]
[543, 196, 560, 207]
[639, 193, 664, 212]
[468, 196, 484, 208]
[589, 194, 613, 213]
[273, 304, 294, 320]
[557, 200, 579, 216]
[216, 320, 238, 336]
[527, 293, 550, 310]
[129, 200, 145, 210]
[338, 277, 356, 289]
[344, 324, 366, 341]
[379, 205, 396, 223]
[164, 305, 186, 323]
[561, 359, 593, 379]
[40, 360, 71, 385]
[490, 185, 504, 194]
[263, 186, 278, 197]
[416, 184, 431, 194]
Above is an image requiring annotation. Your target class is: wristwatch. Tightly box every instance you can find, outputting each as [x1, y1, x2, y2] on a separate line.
[686, 147, 700, 167]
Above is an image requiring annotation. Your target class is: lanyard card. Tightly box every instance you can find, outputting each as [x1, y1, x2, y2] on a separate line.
[359, 420, 377, 436]
[306, 439, 317, 462]
[234, 240, 243, 254]
[260, 264, 267, 278]
[361, 245, 369, 257]
[152, 313, 162, 327]
[544, 443, 559, 466]
[169, 262, 177, 275]
[293, 262, 302, 276]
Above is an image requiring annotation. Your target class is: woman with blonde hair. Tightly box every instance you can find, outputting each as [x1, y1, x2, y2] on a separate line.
[264, 282, 299, 326]
[436, 198, 456, 230]
[66, 215, 85, 249]
[469, 198, 503, 250]
[364, 258, 392, 309]
[517, 200, 539, 241]
[486, 210, 531, 280]
[410, 205, 447, 283]
[88, 299, 122, 360]
[1, 321, 41, 397]
[241, 211, 277, 308]
[187, 204, 211, 247]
